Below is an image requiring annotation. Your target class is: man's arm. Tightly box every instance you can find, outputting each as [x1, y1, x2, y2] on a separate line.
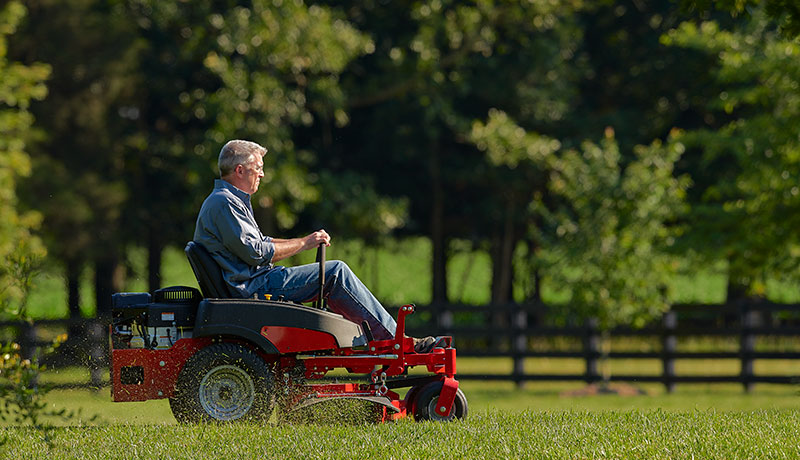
[272, 229, 331, 263]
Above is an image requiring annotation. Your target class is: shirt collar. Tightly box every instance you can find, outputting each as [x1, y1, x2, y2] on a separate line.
[215, 179, 251, 202]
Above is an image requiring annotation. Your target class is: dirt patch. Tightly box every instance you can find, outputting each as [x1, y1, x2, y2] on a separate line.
[560, 383, 648, 397]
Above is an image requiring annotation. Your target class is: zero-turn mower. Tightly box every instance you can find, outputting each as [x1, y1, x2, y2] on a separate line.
[109, 242, 467, 423]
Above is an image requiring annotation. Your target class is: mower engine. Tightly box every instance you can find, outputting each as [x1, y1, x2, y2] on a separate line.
[111, 287, 199, 351]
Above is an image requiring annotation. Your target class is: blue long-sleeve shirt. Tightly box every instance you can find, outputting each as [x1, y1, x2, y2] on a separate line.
[193, 179, 276, 297]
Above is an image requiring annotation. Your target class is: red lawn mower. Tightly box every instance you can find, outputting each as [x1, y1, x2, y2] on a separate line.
[109, 242, 467, 423]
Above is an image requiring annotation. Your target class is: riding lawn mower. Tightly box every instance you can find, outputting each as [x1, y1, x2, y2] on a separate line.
[109, 242, 467, 423]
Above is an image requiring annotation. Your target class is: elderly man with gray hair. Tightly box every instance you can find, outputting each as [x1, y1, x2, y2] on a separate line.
[193, 140, 433, 350]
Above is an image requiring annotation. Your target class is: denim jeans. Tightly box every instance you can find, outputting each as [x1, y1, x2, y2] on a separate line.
[254, 260, 397, 340]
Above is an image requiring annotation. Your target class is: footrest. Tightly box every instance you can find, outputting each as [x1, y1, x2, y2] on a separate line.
[432, 336, 452, 349]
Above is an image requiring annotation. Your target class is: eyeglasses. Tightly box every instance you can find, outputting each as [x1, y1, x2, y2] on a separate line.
[239, 163, 263, 174]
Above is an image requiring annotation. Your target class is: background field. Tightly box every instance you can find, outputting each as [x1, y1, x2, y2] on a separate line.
[23, 237, 800, 319]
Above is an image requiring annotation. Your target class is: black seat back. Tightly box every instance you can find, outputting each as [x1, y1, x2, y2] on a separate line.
[184, 241, 233, 298]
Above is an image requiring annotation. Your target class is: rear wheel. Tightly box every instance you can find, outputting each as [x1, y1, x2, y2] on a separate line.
[170, 343, 274, 423]
[412, 381, 468, 422]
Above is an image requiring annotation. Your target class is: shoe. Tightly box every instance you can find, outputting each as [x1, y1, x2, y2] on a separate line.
[413, 336, 436, 354]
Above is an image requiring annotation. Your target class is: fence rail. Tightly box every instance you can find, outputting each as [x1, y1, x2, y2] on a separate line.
[3, 299, 800, 392]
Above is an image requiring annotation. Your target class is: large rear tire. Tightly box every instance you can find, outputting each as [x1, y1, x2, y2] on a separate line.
[411, 381, 468, 422]
[170, 343, 274, 423]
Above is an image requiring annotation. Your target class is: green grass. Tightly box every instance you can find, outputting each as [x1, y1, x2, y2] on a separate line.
[1, 358, 797, 458]
[1, 408, 799, 459]
[30, 379, 800, 425]
[26, 357, 800, 427]
[8, 241, 800, 457]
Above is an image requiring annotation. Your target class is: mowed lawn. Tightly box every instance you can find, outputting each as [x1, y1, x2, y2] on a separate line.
[0, 359, 795, 459]
[1, 408, 799, 459]
[6, 239, 800, 458]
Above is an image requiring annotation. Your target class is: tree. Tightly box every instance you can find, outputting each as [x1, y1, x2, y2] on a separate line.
[121, 0, 231, 293]
[12, 0, 384, 317]
[199, 0, 378, 234]
[0, 1, 49, 317]
[0, 0, 64, 426]
[11, 0, 140, 317]
[319, 0, 583, 304]
[679, 0, 800, 36]
[470, 111, 688, 327]
[121, 0, 394, 292]
[663, 10, 800, 299]
[543, 132, 688, 328]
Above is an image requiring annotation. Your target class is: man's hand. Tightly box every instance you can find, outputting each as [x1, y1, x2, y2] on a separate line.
[304, 229, 331, 250]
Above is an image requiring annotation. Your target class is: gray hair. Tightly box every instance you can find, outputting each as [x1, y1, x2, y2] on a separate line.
[218, 140, 268, 177]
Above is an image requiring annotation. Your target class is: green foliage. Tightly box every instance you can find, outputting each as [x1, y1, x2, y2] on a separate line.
[471, 109, 561, 169]
[470, 108, 688, 327]
[0, 2, 47, 318]
[663, 10, 800, 296]
[542, 133, 688, 327]
[0, 335, 74, 426]
[327, 0, 583, 234]
[0, 1, 83, 429]
[314, 171, 408, 240]
[200, 0, 374, 230]
[8, 0, 799, 322]
[680, 0, 800, 37]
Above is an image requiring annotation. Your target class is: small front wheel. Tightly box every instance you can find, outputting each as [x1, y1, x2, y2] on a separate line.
[412, 381, 468, 422]
[171, 343, 274, 423]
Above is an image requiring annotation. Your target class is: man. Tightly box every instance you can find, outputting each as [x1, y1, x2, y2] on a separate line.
[194, 140, 432, 349]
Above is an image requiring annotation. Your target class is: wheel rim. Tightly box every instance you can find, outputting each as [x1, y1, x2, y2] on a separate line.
[198, 364, 255, 421]
[426, 395, 456, 422]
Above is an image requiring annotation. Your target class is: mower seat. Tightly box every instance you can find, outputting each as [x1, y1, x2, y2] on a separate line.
[184, 241, 235, 299]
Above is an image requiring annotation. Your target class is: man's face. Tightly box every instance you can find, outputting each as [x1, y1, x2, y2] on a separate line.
[240, 155, 264, 195]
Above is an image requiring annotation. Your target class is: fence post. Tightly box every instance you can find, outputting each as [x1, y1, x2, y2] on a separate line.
[87, 321, 106, 390]
[511, 304, 527, 388]
[661, 310, 677, 393]
[740, 305, 759, 393]
[20, 322, 37, 361]
[434, 302, 453, 333]
[583, 317, 601, 384]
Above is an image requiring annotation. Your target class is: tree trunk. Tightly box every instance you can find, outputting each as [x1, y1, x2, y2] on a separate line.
[62, 257, 86, 365]
[430, 144, 448, 304]
[148, 227, 163, 294]
[94, 252, 124, 317]
[726, 256, 750, 302]
[66, 258, 82, 320]
[525, 238, 543, 303]
[489, 200, 517, 351]
[490, 200, 516, 305]
[532, 267, 542, 303]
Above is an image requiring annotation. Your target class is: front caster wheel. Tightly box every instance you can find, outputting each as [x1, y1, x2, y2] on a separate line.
[171, 343, 274, 423]
[412, 381, 468, 422]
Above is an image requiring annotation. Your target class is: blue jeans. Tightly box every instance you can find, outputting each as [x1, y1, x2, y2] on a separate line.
[255, 260, 397, 340]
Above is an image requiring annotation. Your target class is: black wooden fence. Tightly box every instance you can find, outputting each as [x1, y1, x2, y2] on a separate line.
[401, 299, 800, 392]
[3, 299, 800, 392]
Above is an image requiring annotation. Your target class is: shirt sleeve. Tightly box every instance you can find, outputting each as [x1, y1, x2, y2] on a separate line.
[213, 198, 275, 267]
